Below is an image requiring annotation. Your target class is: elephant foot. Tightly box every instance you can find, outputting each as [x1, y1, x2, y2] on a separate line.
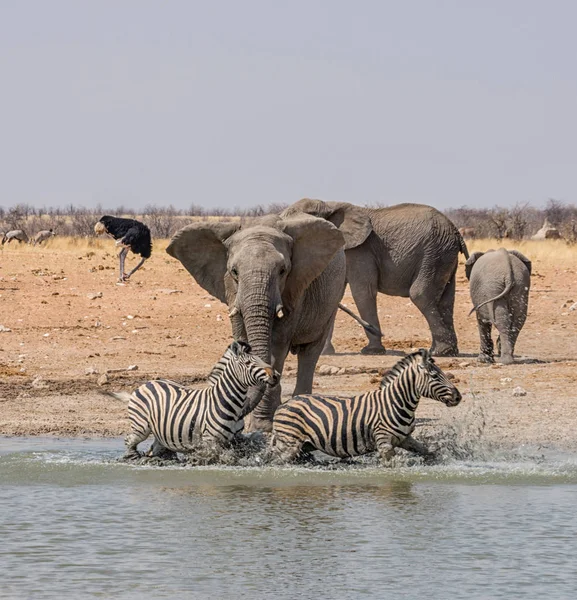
[430, 345, 459, 357]
[361, 344, 387, 355]
[477, 353, 494, 364]
[500, 355, 514, 365]
[321, 343, 336, 356]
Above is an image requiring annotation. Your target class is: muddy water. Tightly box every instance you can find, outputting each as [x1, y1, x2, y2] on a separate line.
[1, 437, 577, 599]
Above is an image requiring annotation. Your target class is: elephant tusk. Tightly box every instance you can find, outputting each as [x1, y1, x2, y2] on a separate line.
[276, 306, 284, 319]
[228, 306, 239, 318]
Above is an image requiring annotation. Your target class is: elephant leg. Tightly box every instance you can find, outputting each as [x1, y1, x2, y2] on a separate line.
[348, 272, 385, 355]
[244, 383, 282, 433]
[243, 347, 289, 433]
[477, 316, 494, 363]
[410, 279, 456, 357]
[293, 345, 322, 396]
[493, 302, 514, 364]
[437, 269, 459, 354]
[321, 317, 336, 355]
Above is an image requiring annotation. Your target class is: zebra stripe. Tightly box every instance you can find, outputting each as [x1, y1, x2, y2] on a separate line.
[124, 341, 276, 458]
[271, 349, 461, 463]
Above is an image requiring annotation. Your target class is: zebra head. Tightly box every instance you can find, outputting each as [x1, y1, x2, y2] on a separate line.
[225, 341, 280, 388]
[207, 340, 252, 385]
[412, 349, 462, 407]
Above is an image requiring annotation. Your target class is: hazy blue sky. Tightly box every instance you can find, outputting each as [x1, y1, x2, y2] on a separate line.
[1, 1, 576, 211]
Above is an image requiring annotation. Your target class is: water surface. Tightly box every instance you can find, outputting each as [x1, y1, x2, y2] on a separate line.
[1, 437, 576, 599]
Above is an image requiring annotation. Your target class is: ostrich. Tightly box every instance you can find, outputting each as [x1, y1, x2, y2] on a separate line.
[33, 229, 56, 246]
[2, 229, 29, 245]
[94, 216, 152, 282]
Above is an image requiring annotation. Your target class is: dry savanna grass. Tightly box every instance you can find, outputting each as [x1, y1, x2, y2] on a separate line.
[464, 238, 576, 267]
[4, 234, 576, 266]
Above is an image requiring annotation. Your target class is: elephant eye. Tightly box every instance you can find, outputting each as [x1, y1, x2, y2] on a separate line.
[230, 267, 238, 279]
[279, 267, 286, 276]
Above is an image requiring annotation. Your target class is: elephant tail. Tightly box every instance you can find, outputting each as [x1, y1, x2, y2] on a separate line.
[338, 303, 383, 337]
[457, 230, 469, 259]
[468, 280, 514, 317]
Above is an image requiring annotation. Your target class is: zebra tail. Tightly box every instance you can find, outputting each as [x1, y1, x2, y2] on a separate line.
[99, 390, 133, 403]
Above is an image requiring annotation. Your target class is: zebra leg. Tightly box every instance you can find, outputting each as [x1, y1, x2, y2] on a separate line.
[124, 431, 149, 460]
[399, 435, 433, 458]
[374, 431, 396, 464]
[270, 435, 303, 465]
[147, 439, 178, 461]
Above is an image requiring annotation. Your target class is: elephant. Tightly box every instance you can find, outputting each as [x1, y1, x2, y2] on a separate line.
[166, 213, 347, 432]
[465, 248, 531, 365]
[281, 199, 469, 356]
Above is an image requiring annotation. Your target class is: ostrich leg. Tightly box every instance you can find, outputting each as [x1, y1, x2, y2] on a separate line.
[117, 246, 129, 282]
[124, 257, 146, 280]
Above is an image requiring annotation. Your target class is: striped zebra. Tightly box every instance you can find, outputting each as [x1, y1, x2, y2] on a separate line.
[271, 349, 461, 464]
[145, 340, 253, 459]
[111, 341, 279, 460]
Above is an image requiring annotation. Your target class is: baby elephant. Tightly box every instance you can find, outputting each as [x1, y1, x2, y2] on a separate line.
[465, 248, 531, 364]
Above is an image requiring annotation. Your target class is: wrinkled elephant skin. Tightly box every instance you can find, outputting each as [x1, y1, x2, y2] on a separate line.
[466, 248, 531, 364]
[282, 199, 468, 356]
[166, 214, 346, 432]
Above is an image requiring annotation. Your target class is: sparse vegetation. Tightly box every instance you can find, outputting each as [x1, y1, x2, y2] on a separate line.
[2, 199, 577, 243]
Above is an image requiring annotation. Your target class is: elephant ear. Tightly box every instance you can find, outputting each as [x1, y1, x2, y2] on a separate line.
[464, 251, 484, 280]
[323, 202, 373, 249]
[283, 199, 372, 250]
[279, 214, 345, 311]
[166, 221, 240, 303]
[508, 250, 532, 275]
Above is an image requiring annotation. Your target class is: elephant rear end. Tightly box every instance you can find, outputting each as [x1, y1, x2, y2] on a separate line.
[466, 248, 531, 364]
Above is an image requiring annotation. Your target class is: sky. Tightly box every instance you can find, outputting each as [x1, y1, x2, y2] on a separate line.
[1, 0, 576, 212]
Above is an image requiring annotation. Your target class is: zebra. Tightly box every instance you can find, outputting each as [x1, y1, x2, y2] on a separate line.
[145, 340, 253, 459]
[271, 349, 461, 465]
[109, 341, 279, 460]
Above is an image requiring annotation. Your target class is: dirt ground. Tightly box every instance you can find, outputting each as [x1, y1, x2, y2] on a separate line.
[1, 237, 576, 452]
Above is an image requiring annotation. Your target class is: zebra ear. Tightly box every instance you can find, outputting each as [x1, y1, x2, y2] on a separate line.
[229, 341, 242, 356]
[236, 340, 252, 353]
[416, 348, 430, 367]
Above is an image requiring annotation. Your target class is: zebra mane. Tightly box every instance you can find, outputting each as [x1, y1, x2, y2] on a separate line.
[380, 349, 432, 387]
[207, 341, 252, 384]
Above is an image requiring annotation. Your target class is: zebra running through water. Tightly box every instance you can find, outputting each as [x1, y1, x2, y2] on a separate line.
[145, 340, 255, 459]
[108, 341, 279, 460]
[271, 349, 461, 465]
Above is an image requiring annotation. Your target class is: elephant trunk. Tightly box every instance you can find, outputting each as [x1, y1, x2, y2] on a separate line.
[236, 273, 281, 422]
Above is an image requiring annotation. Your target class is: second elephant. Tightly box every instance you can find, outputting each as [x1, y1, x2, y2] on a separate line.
[283, 199, 469, 356]
[465, 248, 531, 364]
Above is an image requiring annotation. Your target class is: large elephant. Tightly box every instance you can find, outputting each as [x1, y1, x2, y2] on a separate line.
[166, 213, 346, 432]
[282, 199, 469, 356]
[465, 248, 531, 365]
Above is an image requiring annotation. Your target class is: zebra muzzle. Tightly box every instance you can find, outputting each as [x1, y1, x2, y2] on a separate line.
[265, 368, 280, 385]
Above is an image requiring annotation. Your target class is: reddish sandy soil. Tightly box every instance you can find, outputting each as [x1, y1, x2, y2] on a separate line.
[1, 239, 576, 451]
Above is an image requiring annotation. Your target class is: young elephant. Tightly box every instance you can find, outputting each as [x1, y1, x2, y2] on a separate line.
[465, 248, 531, 364]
